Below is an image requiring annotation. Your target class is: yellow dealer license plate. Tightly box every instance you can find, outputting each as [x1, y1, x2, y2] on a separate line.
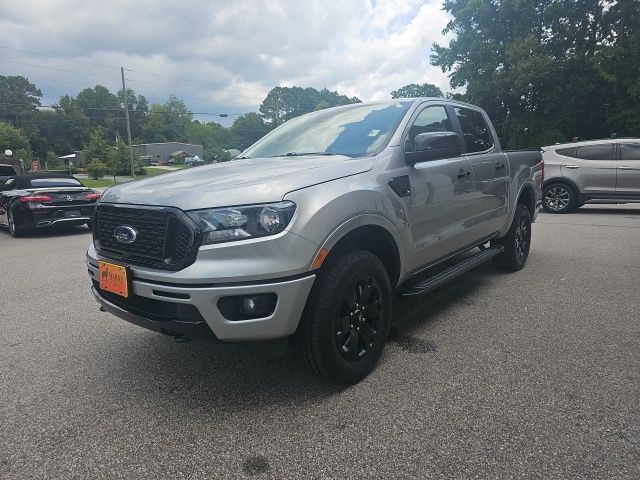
[98, 261, 129, 298]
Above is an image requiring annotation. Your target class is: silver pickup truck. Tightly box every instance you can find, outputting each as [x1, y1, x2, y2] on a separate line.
[88, 99, 543, 383]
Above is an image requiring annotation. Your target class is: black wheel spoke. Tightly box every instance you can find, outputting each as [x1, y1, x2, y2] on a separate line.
[335, 273, 385, 362]
[359, 281, 373, 304]
[362, 299, 380, 319]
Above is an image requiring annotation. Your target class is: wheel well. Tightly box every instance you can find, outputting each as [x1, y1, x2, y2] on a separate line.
[517, 185, 536, 217]
[324, 225, 401, 287]
[544, 178, 579, 196]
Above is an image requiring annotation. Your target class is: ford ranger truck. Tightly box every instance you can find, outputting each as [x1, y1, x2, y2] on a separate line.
[88, 99, 543, 384]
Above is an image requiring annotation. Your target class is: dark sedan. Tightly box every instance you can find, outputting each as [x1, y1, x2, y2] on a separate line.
[0, 173, 101, 237]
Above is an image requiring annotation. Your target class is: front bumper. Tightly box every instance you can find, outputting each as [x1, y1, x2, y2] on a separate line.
[88, 260, 316, 342]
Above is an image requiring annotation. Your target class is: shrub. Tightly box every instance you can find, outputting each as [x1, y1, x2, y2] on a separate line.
[86, 160, 107, 180]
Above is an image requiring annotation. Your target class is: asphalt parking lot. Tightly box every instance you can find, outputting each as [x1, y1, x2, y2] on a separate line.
[1, 206, 639, 479]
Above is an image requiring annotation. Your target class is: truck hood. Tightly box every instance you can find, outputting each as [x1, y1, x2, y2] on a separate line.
[100, 155, 374, 210]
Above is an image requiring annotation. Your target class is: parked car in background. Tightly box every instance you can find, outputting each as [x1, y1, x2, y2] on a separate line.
[541, 138, 640, 213]
[0, 173, 100, 237]
[88, 99, 542, 384]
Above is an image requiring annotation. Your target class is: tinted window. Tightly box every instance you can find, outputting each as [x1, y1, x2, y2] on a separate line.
[454, 107, 493, 153]
[0, 165, 16, 176]
[241, 101, 412, 158]
[406, 106, 453, 152]
[576, 144, 613, 160]
[29, 178, 83, 188]
[620, 143, 640, 160]
[555, 147, 577, 157]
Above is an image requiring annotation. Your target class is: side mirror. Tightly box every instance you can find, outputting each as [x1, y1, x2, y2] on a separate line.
[406, 131, 463, 165]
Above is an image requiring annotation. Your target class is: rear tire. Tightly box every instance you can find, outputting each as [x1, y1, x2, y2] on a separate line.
[492, 204, 532, 271]
[543, 182, 578, 213]
[293, 250, 392, 384]
[8, 211, 23, 238]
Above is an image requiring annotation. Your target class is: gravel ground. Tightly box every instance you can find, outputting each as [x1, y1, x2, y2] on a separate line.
[1, 205, 639, 479]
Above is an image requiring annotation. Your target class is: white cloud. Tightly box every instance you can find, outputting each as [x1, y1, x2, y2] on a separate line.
[0, 0, 452, 121]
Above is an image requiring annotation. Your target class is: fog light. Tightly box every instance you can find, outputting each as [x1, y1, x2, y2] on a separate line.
[218, 293, 277, 321]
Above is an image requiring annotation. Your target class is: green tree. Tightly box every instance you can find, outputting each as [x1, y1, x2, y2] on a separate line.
[0, 75, 42, 127]
[430, 0, 626, 148]
[74, 85, 122, 137]
[0, 122, 32, 160]
[230, 113, 270, 150]
[391, 83, 443, 99]
[86, 160, 107, 179]
[259, 86, 360, 126]
[84, 127, 112, 164]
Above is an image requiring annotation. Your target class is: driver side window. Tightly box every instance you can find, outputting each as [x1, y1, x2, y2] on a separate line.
[405, 106, 452, 152]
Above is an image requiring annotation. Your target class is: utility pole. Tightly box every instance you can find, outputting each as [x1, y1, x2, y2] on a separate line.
[121, 67, 135, 177]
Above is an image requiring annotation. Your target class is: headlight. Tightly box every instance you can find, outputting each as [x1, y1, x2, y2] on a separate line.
[187, 201, 296, 245]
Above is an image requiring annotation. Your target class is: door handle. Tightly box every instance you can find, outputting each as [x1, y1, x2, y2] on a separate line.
[494, 162, 505, 170]
[618, 166, 633, 170]
[565, 165, 580, 169]
[457, 170, 471, 179]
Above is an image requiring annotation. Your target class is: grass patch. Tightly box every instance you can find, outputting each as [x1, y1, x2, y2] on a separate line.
[81, 178, 119, 188]
[144, 167, 179, 176]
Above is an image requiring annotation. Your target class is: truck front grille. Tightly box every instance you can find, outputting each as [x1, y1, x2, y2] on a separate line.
[94, 204, 201, 270]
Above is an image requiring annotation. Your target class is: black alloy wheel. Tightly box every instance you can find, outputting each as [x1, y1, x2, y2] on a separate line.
[336, 274, 384, 362]
[514, 215, 531, 264]
[293, 249, 392, 384]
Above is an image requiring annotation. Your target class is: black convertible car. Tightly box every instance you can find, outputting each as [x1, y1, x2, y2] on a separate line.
[0, 173, 101, 237]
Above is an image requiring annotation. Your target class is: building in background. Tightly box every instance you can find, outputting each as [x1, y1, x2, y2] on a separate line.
[59, 151, 85, 168]
[133, 142, 204, 165]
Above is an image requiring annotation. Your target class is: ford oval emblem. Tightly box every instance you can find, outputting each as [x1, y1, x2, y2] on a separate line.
[114, 225, 137, 244]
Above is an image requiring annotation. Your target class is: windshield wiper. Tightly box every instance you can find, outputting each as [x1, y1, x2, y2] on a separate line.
[274, 152, 339, 157]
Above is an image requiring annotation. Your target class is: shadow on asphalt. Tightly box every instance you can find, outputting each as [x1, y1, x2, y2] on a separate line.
[4, 225, 92, 238]
[88, 263, 493, 407]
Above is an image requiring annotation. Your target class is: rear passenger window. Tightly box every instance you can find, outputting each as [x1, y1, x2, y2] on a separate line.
[555, 147, 577, 157]
[620, 143, 640, 160]
[454, 107, 493, 153]
[576, 144, 613, 160]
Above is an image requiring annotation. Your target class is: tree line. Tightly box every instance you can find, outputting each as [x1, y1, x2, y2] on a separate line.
[3, 0, 636, 166]
[432, 0, 640, 148]
[0, 78, 370, 168]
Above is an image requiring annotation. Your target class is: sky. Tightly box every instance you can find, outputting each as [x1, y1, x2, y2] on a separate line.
[0, 0, 452, 125]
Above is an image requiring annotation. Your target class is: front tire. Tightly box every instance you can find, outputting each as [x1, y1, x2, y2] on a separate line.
[492, 204, 532, 271]
[543, 182, 578, 213]
[293, 250, 392, 384]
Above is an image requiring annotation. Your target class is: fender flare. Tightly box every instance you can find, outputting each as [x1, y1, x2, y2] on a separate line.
[316, 213, 408, 284]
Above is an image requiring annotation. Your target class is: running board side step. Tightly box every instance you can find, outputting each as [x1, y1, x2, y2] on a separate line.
[399, 245, 504, 297]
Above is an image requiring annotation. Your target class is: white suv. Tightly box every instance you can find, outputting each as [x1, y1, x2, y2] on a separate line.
[541, 138, 640, 213]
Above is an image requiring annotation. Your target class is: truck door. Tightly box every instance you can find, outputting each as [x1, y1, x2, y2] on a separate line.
[616, 142, 640, 200]
[451, 106, 508, 239]
[403, 105, 476, 269]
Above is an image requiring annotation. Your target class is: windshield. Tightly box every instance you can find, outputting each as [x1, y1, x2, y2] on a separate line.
[28, 178, 83, 188]
[241, 101, 412, 159]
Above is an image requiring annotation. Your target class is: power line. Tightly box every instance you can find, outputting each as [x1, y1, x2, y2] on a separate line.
[124, 77, 264, 102]
[123, 68, 267, 95]
[1, 44, 267, 98]
[0, 45, 121, 70]
[1, 59, 118, 80]
[0, 102, 247, 117]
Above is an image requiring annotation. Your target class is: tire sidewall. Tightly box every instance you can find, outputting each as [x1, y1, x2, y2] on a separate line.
[509, 205, 532, 269]
[306, 251, 392, 383]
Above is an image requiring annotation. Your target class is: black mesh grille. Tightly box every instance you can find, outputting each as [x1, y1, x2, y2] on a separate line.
[93, 281, 203, 322]
[94, 204, 200, 270]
